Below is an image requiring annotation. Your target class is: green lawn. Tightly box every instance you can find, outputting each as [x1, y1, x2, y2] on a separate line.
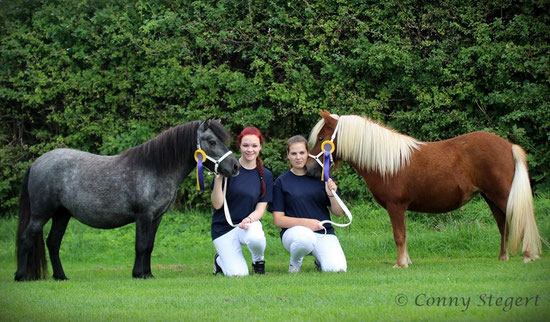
[1, 198, 549, 321]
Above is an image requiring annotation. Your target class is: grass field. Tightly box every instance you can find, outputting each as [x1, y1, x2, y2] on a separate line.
[1, 197, 549, 321]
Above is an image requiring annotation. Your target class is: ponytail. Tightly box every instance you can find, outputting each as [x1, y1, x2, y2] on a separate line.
[256, 157, 266, 198]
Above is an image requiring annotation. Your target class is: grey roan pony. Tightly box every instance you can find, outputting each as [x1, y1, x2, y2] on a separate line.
[15, 120, 239, 281]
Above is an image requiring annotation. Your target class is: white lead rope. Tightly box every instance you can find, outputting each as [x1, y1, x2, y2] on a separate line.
[222, 177, 248, 228]
[221, 177, 351, 231]
[318, 189, 353, 234]
[222, 177, 237, 227]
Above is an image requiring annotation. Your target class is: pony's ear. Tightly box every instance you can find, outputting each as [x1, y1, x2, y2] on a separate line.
[321, 110, 333, 122]
[214, 118, 221, 124]
[199, 119, 212, 131]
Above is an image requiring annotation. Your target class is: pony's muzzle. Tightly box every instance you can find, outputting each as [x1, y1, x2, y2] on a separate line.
[220, 158, 239, 177]
[305, 158, 322, 178]
[231, 162, 240, 176]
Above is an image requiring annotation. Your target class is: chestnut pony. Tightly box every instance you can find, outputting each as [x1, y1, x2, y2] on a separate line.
[307, 110, 542, 267]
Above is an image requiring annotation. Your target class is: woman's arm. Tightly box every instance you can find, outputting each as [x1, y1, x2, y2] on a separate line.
[326, 179, 344, 216]
[328, 196, 344, 217]
[272, 211, 324, 231]
[238, 202, 267, 229]
[211, 175, 224, 210]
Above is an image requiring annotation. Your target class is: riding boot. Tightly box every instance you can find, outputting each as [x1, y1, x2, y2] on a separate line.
[252, 260, 265, 274]
[314, 259, 322, 271]
[213, 254, 223, 275]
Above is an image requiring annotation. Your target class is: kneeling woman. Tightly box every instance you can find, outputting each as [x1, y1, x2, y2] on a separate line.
[211, 127, 273, 276]
[270, 135, 347, 273]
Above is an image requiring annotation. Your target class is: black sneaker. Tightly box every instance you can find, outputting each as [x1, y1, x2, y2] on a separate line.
[314, 259, 321, 271]
[213, 254, 223, 275]
[252, 260, 265, 274]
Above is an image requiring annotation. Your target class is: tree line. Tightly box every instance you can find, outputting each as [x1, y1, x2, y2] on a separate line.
[1, 0, 548, 216]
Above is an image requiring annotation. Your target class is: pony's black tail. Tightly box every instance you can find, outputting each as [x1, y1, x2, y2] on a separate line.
[16, 166, 47, 280]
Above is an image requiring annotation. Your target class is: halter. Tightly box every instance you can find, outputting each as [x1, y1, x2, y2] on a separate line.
[308, 119, 353, 233]
[195, 138, 233, 190]
[309, 120, 340, 180]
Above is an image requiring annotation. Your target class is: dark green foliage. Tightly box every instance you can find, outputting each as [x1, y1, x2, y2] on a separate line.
[1, 0, 549, 216]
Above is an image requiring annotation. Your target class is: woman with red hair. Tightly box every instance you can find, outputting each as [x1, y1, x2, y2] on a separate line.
[210, 127, 273, 276]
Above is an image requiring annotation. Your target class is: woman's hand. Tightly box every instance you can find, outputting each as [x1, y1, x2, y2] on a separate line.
[239, 216, 252, 230]
[214, 174, 224, 184]
[272, 212, 324, 231]
[304, 218, 324, 232]
[325, 178, 338, 196]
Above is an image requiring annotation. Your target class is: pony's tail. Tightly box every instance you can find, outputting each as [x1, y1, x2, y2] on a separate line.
[16, 167, 48, 280]
[506, 145, 542, 262]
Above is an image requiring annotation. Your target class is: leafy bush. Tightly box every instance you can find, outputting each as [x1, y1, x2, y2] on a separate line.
[1, 0, 548, 216]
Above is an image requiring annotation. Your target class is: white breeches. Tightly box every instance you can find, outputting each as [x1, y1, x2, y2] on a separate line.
[213, 221, 266, 277]
[282, 225, 347, 272]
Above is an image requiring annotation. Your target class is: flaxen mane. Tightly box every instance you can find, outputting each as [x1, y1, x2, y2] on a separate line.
[309, 114, 423, 176]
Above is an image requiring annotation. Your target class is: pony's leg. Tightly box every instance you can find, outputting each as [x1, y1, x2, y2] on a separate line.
[482, 194, 509, 261]
[15, 217, 48, 281]
[387, 205, 410, 268]
[133, 214, 153, 279]
[46, 208, 72, 280]
[143, 215, 163, 278]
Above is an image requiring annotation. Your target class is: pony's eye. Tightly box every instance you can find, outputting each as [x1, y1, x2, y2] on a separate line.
[318, 137, 324, 142]
[208, 140, 216, 146]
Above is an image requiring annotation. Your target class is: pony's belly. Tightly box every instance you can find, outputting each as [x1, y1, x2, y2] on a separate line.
[59, 193, 135, 228]
[408, 203, 462, 214]
[71, 210, 135, 229]
[408, 190, 476, 213]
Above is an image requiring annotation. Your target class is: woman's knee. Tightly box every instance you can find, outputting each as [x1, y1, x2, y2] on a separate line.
[242, 223, 266, 249]
[224, 266, 249, 277]
[220, 258, 249, 277]
[314, 235, 347, 272]
[320, 261, 347, 272]
[282, 226, 317, 254]
[291, 235, 316, 253]
[246, 234, 266, 250]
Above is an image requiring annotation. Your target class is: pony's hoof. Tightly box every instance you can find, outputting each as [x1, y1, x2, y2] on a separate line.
[393, 263, 409, 268]
[14, 276, 25, 282]
[522, 251, 540, 263]
[133, 273, 155, 279]
[498, 255, 509, 261]
[523, 256, 539, 263]
[53, 275, 69, 281]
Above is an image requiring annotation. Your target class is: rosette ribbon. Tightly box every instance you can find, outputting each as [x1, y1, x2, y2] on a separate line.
[194, 149, 207, 190]
[320, 140, 335, 182]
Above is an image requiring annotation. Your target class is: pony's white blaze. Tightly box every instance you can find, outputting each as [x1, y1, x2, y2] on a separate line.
[310, 114, 423, 176]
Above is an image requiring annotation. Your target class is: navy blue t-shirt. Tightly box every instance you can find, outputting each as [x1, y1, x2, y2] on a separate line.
[211, 166, 273, 240]
[269, 170, 336, 237]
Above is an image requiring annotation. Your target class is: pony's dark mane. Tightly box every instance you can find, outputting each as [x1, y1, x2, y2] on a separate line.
[119, 120, 231, 173]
